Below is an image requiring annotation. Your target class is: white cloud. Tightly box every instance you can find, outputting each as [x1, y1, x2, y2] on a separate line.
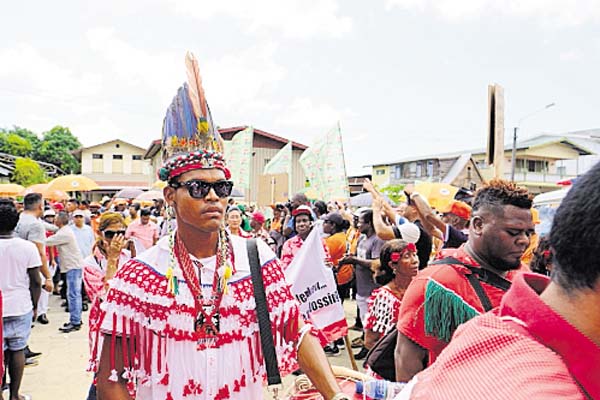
[559, 49, 584, 61]
[0, 44, 102, 99]
[86, 27, 181, 100]
[275, 97, 354, 132]
[203, 42, 287, 109]
[385, 0, 600, 27]
[166, 0, 353, 39]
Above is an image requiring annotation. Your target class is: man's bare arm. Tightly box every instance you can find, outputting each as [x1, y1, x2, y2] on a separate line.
[96, 335, 132, 400]
[395, 331, 427, 382]
[372, 198, 396, 241]
[33, 241, 53, 292]
[28, 266, 42, 313]
[406, 191, 445, 241]
[297, 324, 342, 400]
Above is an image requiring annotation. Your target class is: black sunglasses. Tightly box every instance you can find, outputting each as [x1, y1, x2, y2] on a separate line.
[103, 230, 126, 239]
[170, 179, 234, 199]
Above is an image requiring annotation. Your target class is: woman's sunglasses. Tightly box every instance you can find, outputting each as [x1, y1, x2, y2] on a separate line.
[170, 180, 234, 199]
[103, 230, 126, 239]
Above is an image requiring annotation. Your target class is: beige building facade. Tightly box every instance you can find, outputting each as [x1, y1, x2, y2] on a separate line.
[74, 139, 152, 199]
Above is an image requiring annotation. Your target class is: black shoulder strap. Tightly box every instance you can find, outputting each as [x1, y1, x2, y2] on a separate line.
[430, 256, 511, 312]
[246, 239, 282, 386]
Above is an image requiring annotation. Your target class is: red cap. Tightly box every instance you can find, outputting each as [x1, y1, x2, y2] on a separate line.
[51, 202, 64, 211]
[448, 201, 471, 220]
[251, 211, 266, 225]
[292, 205, 313, 217]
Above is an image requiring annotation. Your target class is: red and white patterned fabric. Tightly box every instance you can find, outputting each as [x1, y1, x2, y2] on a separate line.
[365, 286, 404, 334]
[83, 247, 132, 364]
[398, 273, 599, 400]
[96, 234, 305, 400]
[280, 235, 331, 271]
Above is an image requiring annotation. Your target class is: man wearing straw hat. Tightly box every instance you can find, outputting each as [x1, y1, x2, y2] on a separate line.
[95, 53, 349, 400]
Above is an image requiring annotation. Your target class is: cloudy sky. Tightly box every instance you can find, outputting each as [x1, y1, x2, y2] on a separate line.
[2, 0, 599, 174]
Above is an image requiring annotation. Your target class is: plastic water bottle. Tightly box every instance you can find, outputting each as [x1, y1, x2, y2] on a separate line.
[355, 380, 406, 399]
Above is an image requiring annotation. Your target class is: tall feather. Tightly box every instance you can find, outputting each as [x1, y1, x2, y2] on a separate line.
[185, 52, 208, 120]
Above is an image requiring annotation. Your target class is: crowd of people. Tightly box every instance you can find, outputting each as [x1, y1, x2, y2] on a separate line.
[2, 51, 598, 400]
[1, 165, 598, 399]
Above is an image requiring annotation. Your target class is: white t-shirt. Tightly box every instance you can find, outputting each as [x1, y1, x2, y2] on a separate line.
[0, 237, 42, 317]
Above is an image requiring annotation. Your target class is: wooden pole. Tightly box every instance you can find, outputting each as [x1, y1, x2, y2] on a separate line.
[343, 334, 359, 371]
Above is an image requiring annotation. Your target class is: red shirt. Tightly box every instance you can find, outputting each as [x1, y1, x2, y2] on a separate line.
[396, 245, 517, 364]
[403, 273, 599, 399]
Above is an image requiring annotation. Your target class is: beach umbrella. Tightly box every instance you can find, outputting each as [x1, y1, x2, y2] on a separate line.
[21, 183, 69, 201]
[0, 183, 25, 197]
[151, 180, 167, 189]
[114, 188, 144, 199]
[136, 190, 164, 201]
[413, 182, 458, 212]
[46, 175, 100, 192]
[231, 187, 245, 198]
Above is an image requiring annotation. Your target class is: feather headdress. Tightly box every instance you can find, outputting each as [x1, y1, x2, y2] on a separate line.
[159, 52, 229, 181]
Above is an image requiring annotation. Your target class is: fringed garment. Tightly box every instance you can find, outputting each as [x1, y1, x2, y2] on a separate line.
[93, 235, 307, 399]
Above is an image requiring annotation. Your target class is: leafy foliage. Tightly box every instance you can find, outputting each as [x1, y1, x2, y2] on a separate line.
[0, 133, 32, 157]
[37, 126, 82, 173]
[12, 158, 47, 186]
[379, 184, 406, 204]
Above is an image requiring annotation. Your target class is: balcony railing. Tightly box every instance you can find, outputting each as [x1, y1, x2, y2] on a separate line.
[506, 171, 571, 183]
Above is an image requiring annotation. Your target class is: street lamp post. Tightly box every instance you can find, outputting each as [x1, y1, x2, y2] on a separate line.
[510, 103, 556, 182]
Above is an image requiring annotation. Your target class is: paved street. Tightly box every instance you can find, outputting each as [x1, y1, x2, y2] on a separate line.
[7, 293, 363, 399]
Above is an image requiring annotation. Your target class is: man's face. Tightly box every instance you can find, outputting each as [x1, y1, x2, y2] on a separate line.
[129, 206, 138, 216]
[66, 201, 77, 213]
[357, 215, 370, 234]
[141, 215, 150, 225]
[116, 204, 126, 211]
[164, 168, 228, 234]
[44, 216, 55, 224]
[250, 219, 262, 231]
[295, 214, 312, 236]
[291, 195, 303, 210]
[74, 215, 84, 227]
[226, 211, 242, 229]
[323, 219, 334, 235]
[473, 205, 534, 271]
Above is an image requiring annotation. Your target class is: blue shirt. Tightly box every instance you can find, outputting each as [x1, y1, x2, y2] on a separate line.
[70, 224, 95, 258]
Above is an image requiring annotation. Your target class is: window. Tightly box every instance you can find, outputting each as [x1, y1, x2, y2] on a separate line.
[92, 153, 103, 173]
[375, 169, 385, 176]
[516, 159, 548, 173]
[415, 162, 422, 177]
[393, 165, 402, 180]
[132, 154, 143, 174]
[112, 154, 123, 173]
[427, 160, 434, 177]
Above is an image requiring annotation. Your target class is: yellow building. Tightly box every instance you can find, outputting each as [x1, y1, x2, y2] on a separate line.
[73, 139, 151, 199]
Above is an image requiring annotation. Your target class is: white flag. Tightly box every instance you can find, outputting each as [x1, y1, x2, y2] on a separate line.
[284, 229, 348, 342]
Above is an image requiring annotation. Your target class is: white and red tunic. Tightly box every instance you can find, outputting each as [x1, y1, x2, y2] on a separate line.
[97, 234, 304, 400]
[364, 286, 404, 335]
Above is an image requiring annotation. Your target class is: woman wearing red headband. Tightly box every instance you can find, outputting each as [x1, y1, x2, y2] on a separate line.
[362, 240, 419, 371]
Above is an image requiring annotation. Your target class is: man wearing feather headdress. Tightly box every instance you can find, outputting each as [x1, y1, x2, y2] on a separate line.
[94, 53, 349, 400]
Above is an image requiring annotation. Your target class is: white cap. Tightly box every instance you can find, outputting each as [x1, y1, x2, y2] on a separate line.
[396, 222, 421, 244]
[43, 209, 56, 217]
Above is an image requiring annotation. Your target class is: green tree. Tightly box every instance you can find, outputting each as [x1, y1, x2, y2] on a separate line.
[379, 184, 406, 204]
[37, 126, 82, 173]
[0, 126, 41, 157]
[12, 158, 47, 186]
[0, 133, 32, 157]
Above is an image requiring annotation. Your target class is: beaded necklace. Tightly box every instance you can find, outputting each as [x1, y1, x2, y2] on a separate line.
[170, 227, 235, 345]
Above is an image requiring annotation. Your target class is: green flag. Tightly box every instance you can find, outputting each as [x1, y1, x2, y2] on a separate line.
[299, 123, 349, 201]
[264, 141, 293, 196]
[225, 126, 253, 189]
